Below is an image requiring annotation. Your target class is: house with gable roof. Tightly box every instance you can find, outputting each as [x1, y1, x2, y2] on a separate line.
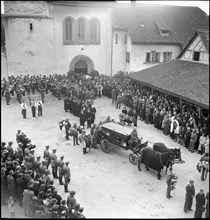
[128, 29, 209, 111]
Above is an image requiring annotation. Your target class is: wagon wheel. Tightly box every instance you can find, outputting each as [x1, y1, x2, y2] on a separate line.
[129, 153, 138, 165]
[101, 139, 111, 154]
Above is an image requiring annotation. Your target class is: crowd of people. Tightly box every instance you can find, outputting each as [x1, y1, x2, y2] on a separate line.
[1, 131, 86, 218]
[2, 72, 209, 157]
[1, 71, 209, 218]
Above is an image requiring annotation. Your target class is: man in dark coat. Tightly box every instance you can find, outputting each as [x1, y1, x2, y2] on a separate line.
[43, 145, 51, 169]
[16, 173, 24, 206]
[64, 119, 71, 140]
[184, 180, 195, 213]
[63, 161, 71, 193]
[194, 189, 206, 218]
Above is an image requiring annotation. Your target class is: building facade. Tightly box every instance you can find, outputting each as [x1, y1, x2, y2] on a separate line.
[1, 1, 209, 77]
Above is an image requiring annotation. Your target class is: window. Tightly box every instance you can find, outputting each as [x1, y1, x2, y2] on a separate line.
[90, 18, 100, 43]
[30, 23, 33, 31]
[145, 51, 160, 62]
[115, 34, 118, 44]
[160, 29, 170, 36]
[163, 52, 172, 62]
[124, 34, 127, 44]
[90, 20, 97, 42]
[126, 52, 130, 63]
[78, 19, 85, 41]
[64, 17, 74, 44]
[65, 18, 73, 41]
[146, 53, 150, 62]
[193, 51, 200, 61]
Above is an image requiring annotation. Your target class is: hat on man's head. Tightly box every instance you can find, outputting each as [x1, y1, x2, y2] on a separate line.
[189, 180, 194, 183]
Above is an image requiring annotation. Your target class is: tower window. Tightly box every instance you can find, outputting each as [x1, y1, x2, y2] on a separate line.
[30, 23, 33, 31]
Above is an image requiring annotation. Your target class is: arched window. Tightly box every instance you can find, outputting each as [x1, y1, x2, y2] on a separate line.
[78, 19, 85, 41]
[90, 18, 100, 43]
[63, 17, 74, 44]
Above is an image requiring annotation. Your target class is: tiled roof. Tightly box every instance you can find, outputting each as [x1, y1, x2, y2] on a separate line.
[113, 4, 209, 48]
[198, 29, 209, 53]
[128, 60, 209, 109]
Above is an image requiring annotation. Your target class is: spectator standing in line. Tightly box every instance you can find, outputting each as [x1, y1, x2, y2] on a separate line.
[185, 127, 191, 149]
[184, 180, 195, 213]
[189, 128, 197, 153]
[205, 192, 209, 218]
[199, 153, 209, 181]
[8, 196, 15, 218]
[203, 135, 209, 155]
[194, 189, 206, 218]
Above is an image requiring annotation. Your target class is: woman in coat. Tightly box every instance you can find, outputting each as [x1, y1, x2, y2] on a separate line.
[22, 186, 34, 216]
[198, 133, 207, 154]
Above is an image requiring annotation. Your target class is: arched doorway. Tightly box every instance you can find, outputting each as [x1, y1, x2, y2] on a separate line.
[74, 60, 88, 75]
[69, 55, 95, 75]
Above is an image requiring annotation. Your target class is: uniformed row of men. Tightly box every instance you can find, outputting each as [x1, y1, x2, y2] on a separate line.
[20, 97, 43, 119]
[1, 131, 86, 218]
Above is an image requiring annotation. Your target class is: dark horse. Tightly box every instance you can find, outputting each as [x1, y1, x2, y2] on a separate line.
[153, 142, 182, 174]
[137, 146, 175, 180]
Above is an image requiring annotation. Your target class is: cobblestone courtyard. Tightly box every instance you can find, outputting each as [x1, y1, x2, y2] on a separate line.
[1, 94, 209, 218]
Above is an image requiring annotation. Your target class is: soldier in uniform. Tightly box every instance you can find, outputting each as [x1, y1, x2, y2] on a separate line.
[39, 160, 47, 176]
[5, 87, 11, 105]
[43, 145, 51, 169]
[50, 148, 58, 179]
[57, 155, 65, 185]
[67, 190, 76, 217]
[37, 97, 43, 117]
[63, 161, 71, 193]
[21, 100, 27, 119]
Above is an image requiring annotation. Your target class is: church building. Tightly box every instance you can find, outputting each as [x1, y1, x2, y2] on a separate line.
[1, 1, 209, 77]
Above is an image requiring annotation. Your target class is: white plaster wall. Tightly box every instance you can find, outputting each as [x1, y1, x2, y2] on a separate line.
[179, 35, 209, 65]
[112, 30, 131, 75]
[4, 17, 56, 76]
[4, 1, 50, 16]
[52, 5, 112, 75]
[130, 44, 181, 71]
[1, 50, 8, 79]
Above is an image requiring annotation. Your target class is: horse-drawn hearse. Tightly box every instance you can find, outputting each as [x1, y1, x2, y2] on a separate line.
[98, 121, 183, 180]
[98, 122, 148, 160]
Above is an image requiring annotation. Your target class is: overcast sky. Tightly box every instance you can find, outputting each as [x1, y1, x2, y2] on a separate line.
[1, 1, 209, 15]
